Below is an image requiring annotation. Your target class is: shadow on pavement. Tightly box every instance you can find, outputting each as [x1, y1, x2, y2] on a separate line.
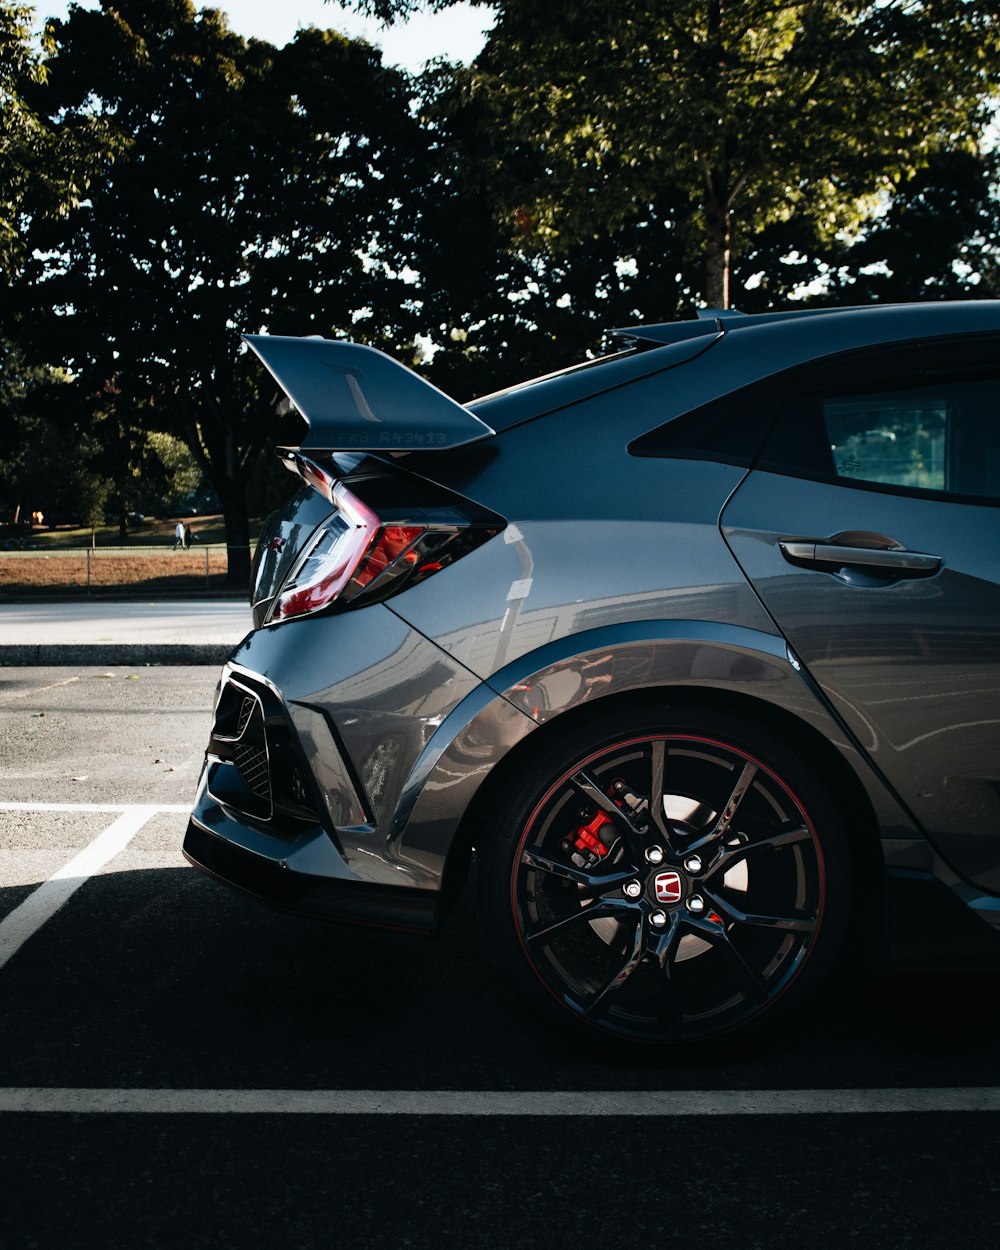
[1, 865, 999, 1092]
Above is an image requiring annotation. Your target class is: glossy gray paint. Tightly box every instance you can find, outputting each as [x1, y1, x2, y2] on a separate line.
[724, 441, 1000, 895]
[463, 327, 723, 428]
[393, 619, 923, 891]
[214, 604, 483, 891]
[390, 456, 774, 679]
[190, 605, 917, 911]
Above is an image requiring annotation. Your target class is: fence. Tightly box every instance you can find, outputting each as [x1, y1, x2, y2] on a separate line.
[0, 545, 236, 594]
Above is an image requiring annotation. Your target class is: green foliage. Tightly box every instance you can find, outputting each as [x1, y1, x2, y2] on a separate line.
[13, 0, 429, 582]
[0, 0, 116, 281]
[438, 0, 1000, 307]
[66, 436, 112, 546]
[337, 0, 491, 22]
[725, 146, 1000, 310]
[820, 149, 1000, 305]
[0, 336, 72, 523]
[146, 431, 207, 509]
[414, 61, 703, 398]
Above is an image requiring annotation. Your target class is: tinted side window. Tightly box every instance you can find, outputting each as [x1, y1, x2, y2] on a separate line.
[823, 385, 949, 490]
[759, 344, 1000, 503]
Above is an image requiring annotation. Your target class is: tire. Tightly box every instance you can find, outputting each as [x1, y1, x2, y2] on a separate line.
[479, 703, 851, 1055]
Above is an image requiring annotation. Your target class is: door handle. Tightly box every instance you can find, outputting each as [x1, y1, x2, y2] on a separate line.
[779, 539, 941, 575]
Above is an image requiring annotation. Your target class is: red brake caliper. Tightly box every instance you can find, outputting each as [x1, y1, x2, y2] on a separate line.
[563, 811, 613, 869]
[562, 777, 641, 869]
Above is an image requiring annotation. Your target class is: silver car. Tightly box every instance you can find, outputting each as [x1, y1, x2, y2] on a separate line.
[184, 302, 1000, 1054]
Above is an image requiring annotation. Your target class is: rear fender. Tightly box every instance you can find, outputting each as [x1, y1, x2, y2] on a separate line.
[391, 620, 915, 890]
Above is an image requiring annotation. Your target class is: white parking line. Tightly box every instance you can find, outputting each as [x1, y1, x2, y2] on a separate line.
[0, 805, 171, 970]
[0, 675, 80, 705]
[0, 1087, 999, 1116]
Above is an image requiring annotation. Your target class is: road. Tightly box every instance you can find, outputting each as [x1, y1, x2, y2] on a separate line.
[0, 599, 251, 665]
[2, 666, 1000, 1248]
[0, 600, 250, 645]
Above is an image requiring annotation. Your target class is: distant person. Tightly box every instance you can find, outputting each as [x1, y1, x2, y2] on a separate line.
[185, 523, 199, 546]
[174, 521, 187, 550]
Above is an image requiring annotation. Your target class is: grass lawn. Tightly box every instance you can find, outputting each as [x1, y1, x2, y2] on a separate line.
[4, 514, 262, 549]
[0, 514, 266, 593]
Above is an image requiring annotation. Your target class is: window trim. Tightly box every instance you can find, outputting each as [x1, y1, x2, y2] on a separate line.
[627, 329, 1000, 502]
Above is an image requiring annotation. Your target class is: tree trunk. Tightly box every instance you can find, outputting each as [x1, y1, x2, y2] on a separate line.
[188, 417, 253, 592]
[704, 0, 731, 309]
[218, 476, 252, 591]
[705, 189, 731, 309]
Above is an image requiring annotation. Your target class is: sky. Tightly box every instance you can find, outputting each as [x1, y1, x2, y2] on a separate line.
[33, 1, 496, 73]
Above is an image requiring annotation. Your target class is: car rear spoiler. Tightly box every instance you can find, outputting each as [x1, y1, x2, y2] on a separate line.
[244, 334, 494, 453]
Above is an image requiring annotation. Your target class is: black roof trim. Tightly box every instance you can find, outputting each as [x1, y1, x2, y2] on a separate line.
[613, 302, 1000, 347]
[609, 319, 722, 348]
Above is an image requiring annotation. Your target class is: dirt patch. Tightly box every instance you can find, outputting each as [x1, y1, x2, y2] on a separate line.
[0, 549, 234, 594]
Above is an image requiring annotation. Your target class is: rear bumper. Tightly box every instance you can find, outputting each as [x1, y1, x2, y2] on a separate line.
[182, 814, 439, 933]
[182, 604, 496, 931]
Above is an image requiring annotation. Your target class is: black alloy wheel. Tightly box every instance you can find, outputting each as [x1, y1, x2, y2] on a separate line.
[480, 706, 850, 1053]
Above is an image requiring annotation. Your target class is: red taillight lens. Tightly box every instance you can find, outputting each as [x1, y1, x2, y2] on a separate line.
[268, 484, 499, 624]
[353, 525, 423, 590]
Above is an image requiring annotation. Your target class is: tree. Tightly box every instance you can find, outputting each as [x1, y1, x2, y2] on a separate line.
[146, 431, 215, 514]
[15, 0, 429, 584]
[87, 399, 189, 540]
[67, 437, 112, 549]
[0, 1, 115, 282]
[718, 146, 1000, 310]
[0, 341, 119, 535]
[415, 0, 1000, 308]
[416, 173, 702, 396]
[814, 148, 1000, 306]
[0, 338, 68, 527]
[407, 58, 707, 399]
[1, 2, 116, 524]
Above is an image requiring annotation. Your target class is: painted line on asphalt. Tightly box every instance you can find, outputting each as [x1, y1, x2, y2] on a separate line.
[1, 1088, 999, 1116]
[0, 675, 80, 705]
[0, 805, 167, 970]
[0, 802, 191, 813]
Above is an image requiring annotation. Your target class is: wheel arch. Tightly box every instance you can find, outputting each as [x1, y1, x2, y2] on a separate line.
[397, 620, 891, 950]
[455, 682, 886, 940]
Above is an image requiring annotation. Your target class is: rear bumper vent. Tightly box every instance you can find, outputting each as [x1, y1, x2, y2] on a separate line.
[237, 695, 256, 736]
[206, 672, 321, 832]
[234, 742, 270, 801]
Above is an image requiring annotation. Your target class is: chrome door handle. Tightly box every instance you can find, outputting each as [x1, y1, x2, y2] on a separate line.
[779, 540, 941, 575]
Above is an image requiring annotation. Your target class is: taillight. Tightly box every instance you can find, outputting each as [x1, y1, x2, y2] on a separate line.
[268, 487, 378, 622]
[268, 483, 500, 624]
[353, 525, 423, 590]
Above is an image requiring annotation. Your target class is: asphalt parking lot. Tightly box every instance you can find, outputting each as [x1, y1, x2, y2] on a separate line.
[3, 665, 1000, 1248]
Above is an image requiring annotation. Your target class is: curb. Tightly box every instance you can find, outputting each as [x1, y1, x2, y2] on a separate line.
[0, 592, 246, 602]
[0, 643, 232, 667]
